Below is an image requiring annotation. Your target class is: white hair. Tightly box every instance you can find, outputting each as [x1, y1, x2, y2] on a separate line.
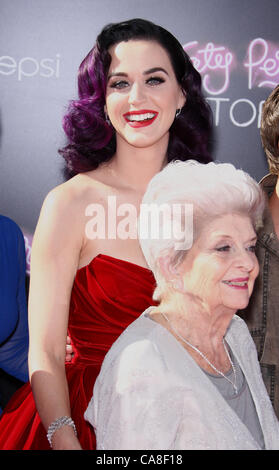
[138, 160, 266, 301]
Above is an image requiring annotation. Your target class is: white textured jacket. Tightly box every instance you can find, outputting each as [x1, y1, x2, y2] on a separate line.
[85, 309, 279, 450]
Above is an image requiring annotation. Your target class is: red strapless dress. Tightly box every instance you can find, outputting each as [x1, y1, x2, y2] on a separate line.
[0, 254, 156, 450]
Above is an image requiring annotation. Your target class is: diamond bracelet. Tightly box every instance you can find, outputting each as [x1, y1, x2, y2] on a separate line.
[46, 416, 77, 448]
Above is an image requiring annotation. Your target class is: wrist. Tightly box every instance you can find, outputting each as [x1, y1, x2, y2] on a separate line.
[51, 427, 82, 450]
[47, 416, 78, 449]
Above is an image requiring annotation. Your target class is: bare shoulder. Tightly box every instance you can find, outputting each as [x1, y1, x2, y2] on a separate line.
[42, 175, 89, 210]
[40, 171, 108, 217]
[35, 170, 113, 247]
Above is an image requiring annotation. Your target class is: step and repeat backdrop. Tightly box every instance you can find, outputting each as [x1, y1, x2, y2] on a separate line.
[1, 0, 279, 272]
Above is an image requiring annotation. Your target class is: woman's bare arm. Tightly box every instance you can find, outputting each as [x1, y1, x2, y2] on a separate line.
[28, 184, 84, 449]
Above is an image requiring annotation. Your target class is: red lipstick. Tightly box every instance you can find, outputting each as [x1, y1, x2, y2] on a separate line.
[123, 109, 158, 128]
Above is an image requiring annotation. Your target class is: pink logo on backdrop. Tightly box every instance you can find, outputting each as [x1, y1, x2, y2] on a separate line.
[244, 38, 279, 89]
[183, 41, 235, 95]
[184, 38, 279, 93]
[183, 38, 279, 128]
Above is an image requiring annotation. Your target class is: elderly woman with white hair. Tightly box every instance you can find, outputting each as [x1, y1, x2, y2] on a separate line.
[84, 160, 279, 450]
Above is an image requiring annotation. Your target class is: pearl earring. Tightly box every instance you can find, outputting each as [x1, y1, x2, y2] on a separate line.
[170, 279, 182, 291]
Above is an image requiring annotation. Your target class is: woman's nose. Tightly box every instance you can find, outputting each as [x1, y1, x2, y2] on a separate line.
[236, 249, 256, 272]
[128, 83, 146, 105]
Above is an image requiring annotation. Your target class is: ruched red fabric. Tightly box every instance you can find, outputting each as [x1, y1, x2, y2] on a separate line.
[0, 254, 157, 450]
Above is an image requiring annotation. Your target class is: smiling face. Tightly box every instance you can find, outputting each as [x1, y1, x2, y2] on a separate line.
[105, 40, 186, 150]
[178, 213, 259, 314]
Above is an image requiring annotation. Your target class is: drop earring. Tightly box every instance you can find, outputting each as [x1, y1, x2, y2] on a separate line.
[104, 107, 111, 126]
[175, 108, 181, 118]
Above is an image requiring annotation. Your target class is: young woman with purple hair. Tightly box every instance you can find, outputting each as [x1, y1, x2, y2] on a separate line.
[0, 18, 212, 450]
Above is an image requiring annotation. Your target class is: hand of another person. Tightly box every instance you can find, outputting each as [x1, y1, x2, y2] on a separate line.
[65, 336, 74, 362]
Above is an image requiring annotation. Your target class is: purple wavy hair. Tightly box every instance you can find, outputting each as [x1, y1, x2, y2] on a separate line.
[59, 19, 213, 175]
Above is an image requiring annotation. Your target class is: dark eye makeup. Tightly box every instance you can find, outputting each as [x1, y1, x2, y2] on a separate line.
[109, 75, 165, 89]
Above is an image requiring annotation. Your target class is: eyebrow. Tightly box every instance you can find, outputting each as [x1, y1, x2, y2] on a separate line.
[144, 67, 169, 76]
[107, 67, 169, 81]
[213, 234, 258, 242]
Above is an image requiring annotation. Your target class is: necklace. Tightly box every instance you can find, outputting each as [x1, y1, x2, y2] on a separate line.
[161, 312, 238, 395]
